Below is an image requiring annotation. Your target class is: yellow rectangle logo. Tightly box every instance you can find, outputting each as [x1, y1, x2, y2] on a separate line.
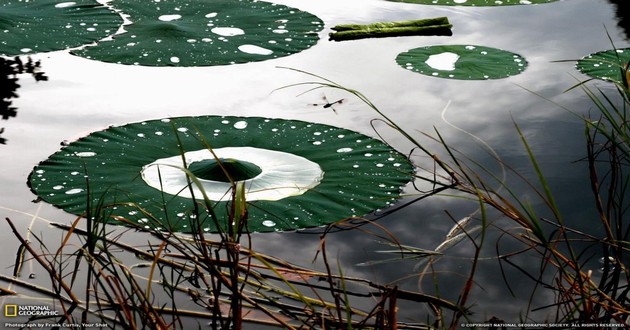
[4, 304, 18, 317]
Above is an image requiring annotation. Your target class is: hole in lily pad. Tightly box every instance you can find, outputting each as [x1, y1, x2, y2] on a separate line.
[188, 158, 262, 182]
[425, 52, 459, 71]
[396, 44, 528, 80]
[71, 0, 323, 66]
[576, 48, 630, 84]
[0, 0, 123, 56]
[385, 0, 559, 6]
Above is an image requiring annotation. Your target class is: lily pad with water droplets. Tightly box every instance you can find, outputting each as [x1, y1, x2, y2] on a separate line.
[28, 116, 414, 233]
[396, 45, 527, 80]
[576, 48, 630, 84]
[386, 0, 558, 6]
[71, 0, 324, 66]
[0, 0, 123, 56]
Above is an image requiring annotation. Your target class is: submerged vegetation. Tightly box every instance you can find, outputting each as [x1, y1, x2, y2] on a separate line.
[3, 55, 630, 328]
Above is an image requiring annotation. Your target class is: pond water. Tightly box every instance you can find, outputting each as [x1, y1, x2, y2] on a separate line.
[1, 0, 629, 327]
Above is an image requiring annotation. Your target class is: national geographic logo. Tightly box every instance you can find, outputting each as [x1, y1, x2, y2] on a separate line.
[4, 305, 17, 317]
[4, 304, 59, 317]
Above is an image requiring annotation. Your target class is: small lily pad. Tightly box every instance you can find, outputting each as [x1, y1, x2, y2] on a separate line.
[0, 0, 123, 56]
[28, 116, 414, 233]
[386, 0, 558, 6]
[396, 45, 527, 80]
[71, 0, 324, 66]
[576, 48, 630, 84]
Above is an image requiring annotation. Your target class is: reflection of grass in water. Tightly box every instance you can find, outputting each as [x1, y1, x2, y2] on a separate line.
[5, 59, 630, 327]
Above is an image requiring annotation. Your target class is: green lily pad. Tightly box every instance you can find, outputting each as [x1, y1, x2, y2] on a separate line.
[28, 116, 414, 233]
[0, 0, 123, 56]
[396, 45, 527, 80]
[576, 48, 630, 84]
[71, 0, 323, 66]
[386, 0, 558, 6]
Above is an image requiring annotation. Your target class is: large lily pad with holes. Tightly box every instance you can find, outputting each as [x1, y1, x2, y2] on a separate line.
[396, 45, 527, 80]
[386, 0, 558, 6]
[28, 116, 414, 233]
[576, 48, 630, 84]
[71, 0, 323, 66]
[0, 0, 122, 56]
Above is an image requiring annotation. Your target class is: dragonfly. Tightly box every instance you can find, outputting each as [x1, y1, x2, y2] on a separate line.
[310, 95, 345, 114]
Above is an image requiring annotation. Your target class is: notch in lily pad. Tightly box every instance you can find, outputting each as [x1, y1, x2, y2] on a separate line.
[0, 0, 123, 56]
[71, 0, 324, 66]
[396, 45, 527, 80]
[385, 0, 559, 6]
[28, 116, 414, 233]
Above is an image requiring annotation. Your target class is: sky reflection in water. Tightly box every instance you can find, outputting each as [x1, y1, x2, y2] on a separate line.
[1, 0, 629, 324]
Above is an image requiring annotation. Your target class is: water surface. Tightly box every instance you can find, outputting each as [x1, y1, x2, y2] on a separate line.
[1, 0, 629, 325]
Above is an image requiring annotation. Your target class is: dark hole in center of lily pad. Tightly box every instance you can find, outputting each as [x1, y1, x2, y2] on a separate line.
[188, 158, 262, 182]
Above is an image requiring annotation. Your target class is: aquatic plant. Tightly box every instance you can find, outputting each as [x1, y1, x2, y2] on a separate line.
[7, 134, 454, 328]
[279, 67, 630, 327]
[576, 47, 630, 84]
[0, 0, 323, 66]
[7, 55, 630, 329]
[396, 44, 528, 80]
[547, 56, 630, 325]
[72, 0, 323, 66]
[27, 115, 413, 233]
[0, 0, 122, 56]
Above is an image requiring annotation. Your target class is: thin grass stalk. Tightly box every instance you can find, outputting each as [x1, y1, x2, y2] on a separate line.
[512, 121, 609, 321]
[134, 213, 293, 328]
[4, 218, 80, 315]
[0, 273, 127, 326]
[586, 123, 618, 242]
[249, 250, 347, 326]
[81, 179, 121, 325]
[52, 218, 393, 311]
[538, 241, 630, 321]
[533, 62, 630, 320]
[146, 241, 167, 302]
[82, 163, 94, 326]
[228, 181, 246, 329]
[444, 201, 486, 328]
[575, 49, 630, 323]
[36, 215, 463, 327]
[315, 237, 342, 325]
[85, 218, 149, 326]
[85, 239, 164, 328]
[280, 67, 630, 326]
